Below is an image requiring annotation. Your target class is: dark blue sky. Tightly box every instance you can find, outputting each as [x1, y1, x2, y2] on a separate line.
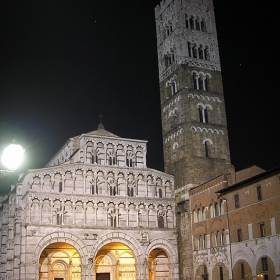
[0, 1, 279, 193]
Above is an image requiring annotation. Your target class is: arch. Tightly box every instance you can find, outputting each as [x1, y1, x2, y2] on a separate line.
[233, 259, 252, 280]
[146, 238, 178, 263]
[34, 232, 88, 266]
[90, 232, 143, 263]
[202, 138, 213, 145]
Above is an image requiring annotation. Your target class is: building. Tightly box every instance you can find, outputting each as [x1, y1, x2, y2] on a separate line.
[0, 125, 178, 280]
[1, 0, 280, 279]
[189, 165, 280, 280]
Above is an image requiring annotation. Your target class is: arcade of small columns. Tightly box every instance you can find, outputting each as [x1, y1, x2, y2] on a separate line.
[25, 194, 175, 229]
[27, 167, 173, 198]
[48, 140, 147, 168]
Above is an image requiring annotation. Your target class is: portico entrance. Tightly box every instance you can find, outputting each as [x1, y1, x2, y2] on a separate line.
[95, 242, 135, 280]
[39, 242, 81, 280]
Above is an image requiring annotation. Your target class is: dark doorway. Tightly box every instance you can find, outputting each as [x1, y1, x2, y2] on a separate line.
[54, 278, 64, 280]
[96, 273, 110, 280]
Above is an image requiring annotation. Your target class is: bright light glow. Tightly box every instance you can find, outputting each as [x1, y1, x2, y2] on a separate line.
[1, 144, 25, 171]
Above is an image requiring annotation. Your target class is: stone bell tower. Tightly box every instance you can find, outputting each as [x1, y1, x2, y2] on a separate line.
[155, 1, 231, 279]
[155, 0, 231, 200]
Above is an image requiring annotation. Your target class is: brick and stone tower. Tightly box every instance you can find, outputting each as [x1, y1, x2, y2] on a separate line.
[155, 1, 231, 279]
[155, 0, 231, 200]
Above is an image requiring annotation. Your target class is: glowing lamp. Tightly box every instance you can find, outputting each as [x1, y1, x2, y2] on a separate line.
[1, 143, 25, 171]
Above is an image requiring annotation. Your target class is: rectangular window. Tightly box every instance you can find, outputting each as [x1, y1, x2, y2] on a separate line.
[237, 229, 242, 242]
[260, 223, 265, 237]
[257, 186, 262, 201]
[240, 263, 245, 279]
[234, 194, 240, 208]
[219, 266, 224, 280]
[261, 257, 268, 271]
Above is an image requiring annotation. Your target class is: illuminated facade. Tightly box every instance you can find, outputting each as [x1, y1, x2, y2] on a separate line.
[1, 1, 280, 280]
[0, 125, 178, 280]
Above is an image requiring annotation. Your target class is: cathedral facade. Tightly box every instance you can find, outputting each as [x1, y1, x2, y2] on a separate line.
[1, 0, 280, 280]
[0, 126, 178, 280]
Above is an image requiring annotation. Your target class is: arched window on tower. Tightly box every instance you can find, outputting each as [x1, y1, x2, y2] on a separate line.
[201, 19, 207, 32]
[198, 77, 203, 90]
[192, 44, 197, 58]
[193, 73, 198, 89]
[198, 106, 204, 123]
[198, 45, 203, 59]
[205, 141, 210, 157]
[185, 14, 189, 28]
[195, 18, 200, 31]
[187, 42, 192, 57]
[204, 47, 209, 60]
[205, 76, 210, 91]
[190, 16, 195, 29]
[204, 107, 209, 123]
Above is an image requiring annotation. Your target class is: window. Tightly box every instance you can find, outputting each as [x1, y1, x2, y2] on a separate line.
[198, 106, 203, 122]
[257, 186, 262, 201]
[159, 188, 163, 198]
[219, 266, 224, 280]
[237, 229, 242, 242]
[240, 263, 246, 279]
[158, 215, 164, 228]
[234, 194, 240, 208]
[110, 216, 116, 227]
[201, 19, 206, 32]
[261, 257, 268, 271]
[190, 16, 195, 29]
[127, 187, 134, 197]
[204, 141, 209, 157]
[192, 72, 211, 91]
[57, 214, 62, 225]
[215, 202, 220, 216]
[204, 108, 209, 123]
[202, 266, 208, 280]
[185, 14, 189, 28]
[211, 232, 217, 247]
[59, 182, 62, 192]
[260, 223, 265, 237]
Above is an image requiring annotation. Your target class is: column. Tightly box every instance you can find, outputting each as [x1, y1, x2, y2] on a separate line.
[72, 201, 76, 225]
[39, 200, 43, 224]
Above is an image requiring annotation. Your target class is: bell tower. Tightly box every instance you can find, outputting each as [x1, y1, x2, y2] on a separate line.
[155, 0, 231, 200]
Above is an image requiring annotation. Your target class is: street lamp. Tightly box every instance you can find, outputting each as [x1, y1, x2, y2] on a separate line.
[0, 143, 25, 177]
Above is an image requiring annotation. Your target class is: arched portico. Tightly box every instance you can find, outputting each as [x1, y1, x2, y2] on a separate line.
[90, 232, 145, 280]
[146, 238, 179, 280]
[33, 232, 89, 279]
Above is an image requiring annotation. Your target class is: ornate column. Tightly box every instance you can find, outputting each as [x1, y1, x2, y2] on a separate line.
[72, 200, 76, 225]
[39, 199, 43, 224]
[94, 205, 97, 226]
[50, 199, 53, 224]
[105, 205, 108, 226]
[83, 170, 86, 194]
[83, 201, 86, 226]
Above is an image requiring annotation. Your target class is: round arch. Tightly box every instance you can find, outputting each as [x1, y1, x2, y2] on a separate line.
[90, 232, 143, 262]
[34, 231, 88, 265]
[146, 238, 178, 263]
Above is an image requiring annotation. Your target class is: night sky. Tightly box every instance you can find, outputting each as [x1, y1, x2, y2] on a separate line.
[0, 1, 279, 193]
